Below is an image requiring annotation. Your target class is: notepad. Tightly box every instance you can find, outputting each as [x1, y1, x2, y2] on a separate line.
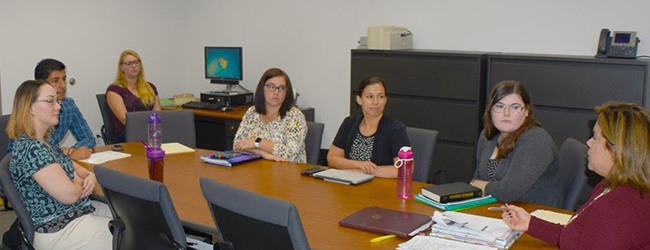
[79, 151, 131, 164]
[161, 142, 195, 154]
[531, 209, 572, 225]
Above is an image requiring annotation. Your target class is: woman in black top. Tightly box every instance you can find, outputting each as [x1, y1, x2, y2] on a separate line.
[327, 76, 410, 178]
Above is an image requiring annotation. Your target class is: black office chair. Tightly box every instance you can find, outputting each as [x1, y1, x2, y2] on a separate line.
[199, 178, 310, 250]
[0, 114, 13, 210]
[305, 122, 324, 165]
[558, 138, 589, 211]
[94, 165, 186, 250]
[406, 127, 439, 183]
[0, 154, 35, 250]
[125, 110, 196, 148]
[96, 94, 117, 145]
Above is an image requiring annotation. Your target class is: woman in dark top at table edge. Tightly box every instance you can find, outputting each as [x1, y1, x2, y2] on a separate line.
[327, 76, 410, 178]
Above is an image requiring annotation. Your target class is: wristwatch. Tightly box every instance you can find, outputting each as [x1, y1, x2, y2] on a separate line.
[254, 137, 262, 148]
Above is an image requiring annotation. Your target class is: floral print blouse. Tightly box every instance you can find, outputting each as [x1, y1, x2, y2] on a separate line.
[234, 106, 307, 163]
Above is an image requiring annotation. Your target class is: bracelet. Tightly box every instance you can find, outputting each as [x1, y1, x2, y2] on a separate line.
[87, 172, 94, 177]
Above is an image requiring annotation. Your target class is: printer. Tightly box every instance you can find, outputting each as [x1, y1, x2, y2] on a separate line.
[365, 26, 413, 50]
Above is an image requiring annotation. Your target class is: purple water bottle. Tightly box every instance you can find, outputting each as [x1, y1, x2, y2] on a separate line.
[148, 112, 162, 149]
[396, 146, 414, 199]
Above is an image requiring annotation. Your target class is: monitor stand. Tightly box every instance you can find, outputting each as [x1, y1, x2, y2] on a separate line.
[224, 84, 252, 94]
[210, 79, 252, 94]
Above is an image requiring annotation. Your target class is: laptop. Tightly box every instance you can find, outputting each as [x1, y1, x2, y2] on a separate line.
[312, 169, 374, 185]
[200, 151, 261, 167]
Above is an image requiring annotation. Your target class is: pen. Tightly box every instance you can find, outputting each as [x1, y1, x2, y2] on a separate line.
[488, 206, 507, 211]
[370, 234, 395, 243]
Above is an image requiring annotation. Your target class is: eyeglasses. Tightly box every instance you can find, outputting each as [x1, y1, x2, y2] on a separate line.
[122, 60, 140, 67]
[35, 98, 62, 106]
[491, 103, 525, 115]
[265, 84, 287, 92]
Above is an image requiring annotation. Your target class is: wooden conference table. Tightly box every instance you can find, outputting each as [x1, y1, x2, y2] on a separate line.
[81, 142, 562, 250]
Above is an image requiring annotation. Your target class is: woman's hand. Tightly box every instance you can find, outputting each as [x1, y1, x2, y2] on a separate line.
[68, 146, 93, 160]
[355, 161, 378, 175]
[502, 204, 531, 232]
[80, 172, 97, 198]
[234, 138, 255, 151]
[260, 152, 288, 162]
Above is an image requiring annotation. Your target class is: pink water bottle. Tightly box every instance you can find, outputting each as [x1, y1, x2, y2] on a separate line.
[396, 146, 414, 199]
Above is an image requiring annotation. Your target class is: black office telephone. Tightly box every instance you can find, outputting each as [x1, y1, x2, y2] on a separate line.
[596, 28, 640, 59]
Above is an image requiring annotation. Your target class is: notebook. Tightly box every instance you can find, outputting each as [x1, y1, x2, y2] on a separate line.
[312, 169, 374, 185]
[200, 151, 261, 167]
[339, 206, 432, 238]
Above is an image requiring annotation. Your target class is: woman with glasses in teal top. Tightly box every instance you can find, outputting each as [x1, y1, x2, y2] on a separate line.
[470, 80, 563, 208]
[8, 80, 112, 249]
[233, 68, 307, 163]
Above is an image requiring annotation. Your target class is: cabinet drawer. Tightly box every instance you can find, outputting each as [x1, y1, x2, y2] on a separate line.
[489, 58, 645, 109]
[352, 53, 483, 100]
[386, 97, 480, 144]
[225, 120, 240, 137]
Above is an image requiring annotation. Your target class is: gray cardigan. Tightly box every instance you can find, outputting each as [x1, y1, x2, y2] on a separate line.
[473, 127, 563, 208]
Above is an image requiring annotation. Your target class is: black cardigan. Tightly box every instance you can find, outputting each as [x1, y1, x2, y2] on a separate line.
[332, 115, 410, 166]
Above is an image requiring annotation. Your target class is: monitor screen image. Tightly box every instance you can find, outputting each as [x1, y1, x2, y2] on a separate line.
[205, 47, 242, 83]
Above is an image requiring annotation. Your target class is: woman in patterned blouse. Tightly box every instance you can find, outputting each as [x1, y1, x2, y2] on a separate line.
[233, 68, 307, 162]
[107, 50, 161, 143]
[327, 76, 411, 178]
[7, 80, 112, 249]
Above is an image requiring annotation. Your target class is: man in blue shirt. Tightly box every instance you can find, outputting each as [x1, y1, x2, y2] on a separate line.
[8, 59, 95, 160]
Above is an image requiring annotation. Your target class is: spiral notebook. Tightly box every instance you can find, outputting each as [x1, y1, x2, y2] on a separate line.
[200, 151, 261, 167]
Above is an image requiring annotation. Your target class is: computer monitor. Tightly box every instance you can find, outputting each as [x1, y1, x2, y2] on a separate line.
[205, 47, 248, 92]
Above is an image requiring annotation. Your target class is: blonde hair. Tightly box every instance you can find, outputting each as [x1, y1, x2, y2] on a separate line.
[7, 80, 52, 140]
[113, 50, 156, 106]
[596, 102, 650, 193]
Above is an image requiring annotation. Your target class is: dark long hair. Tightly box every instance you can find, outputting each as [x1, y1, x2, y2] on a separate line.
[356, 76, 386, 97]
[484, 80, 540, 159]
[253, 68, 295, 118]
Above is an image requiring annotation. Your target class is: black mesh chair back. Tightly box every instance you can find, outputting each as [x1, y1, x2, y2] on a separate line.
[199, 178, 310, 250]
[96, 94, 117, 145]
[558, 138, 589, 211]
[125, 110, 196, 148]
[305, 122, 324, 165]
[0, 154, 35, 250]
[94, 165, 186, 250]
[406, 127, 439, 183]
[0, 114, 12, 208]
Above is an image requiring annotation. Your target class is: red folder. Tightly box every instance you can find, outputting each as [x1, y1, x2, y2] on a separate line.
[338, 206, 432, 238]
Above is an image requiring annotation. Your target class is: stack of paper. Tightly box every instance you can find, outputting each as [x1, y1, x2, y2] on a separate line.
[79, 151, 131, 164]
[429, 211, 521, 249]
[415, 194, 497, 211]
[398, 235, 497, 250]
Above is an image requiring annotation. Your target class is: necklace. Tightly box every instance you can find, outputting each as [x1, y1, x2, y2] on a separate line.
[566, 187, 611, 225]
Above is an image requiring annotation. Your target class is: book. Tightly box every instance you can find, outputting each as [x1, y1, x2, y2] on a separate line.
[429, 211, 522, 249]
[200, 151, 261, 167]
[421, 182, 482, 203]
[415, 194, 497, 211]
[338, 206, 432, 238]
